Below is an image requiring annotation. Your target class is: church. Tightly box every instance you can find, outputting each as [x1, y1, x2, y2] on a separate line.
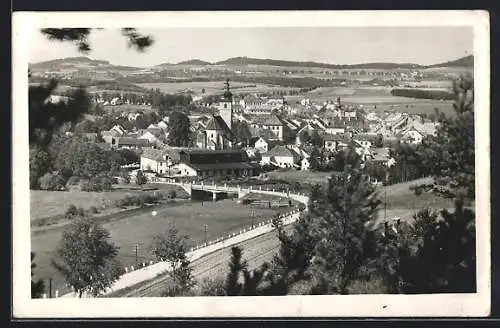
[197, 79, 235, 150]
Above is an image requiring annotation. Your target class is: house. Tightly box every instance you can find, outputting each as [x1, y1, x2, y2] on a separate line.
[252, 137, 279, 154]
[267, 96, 285, 109]
[140, 148, 169, 174]
[300, 157, 311, 171]
[138, 127, 165, 144]
[260, 145, 301, 169]
[176, 149, 255, 178]
[295, 122, 325, 145]
[399, 122, 437, 144]
[248, 115, 284, 141]
[240, 94, 264, 108]
[244, 106, 273, 116]
[353, 134, 375, 149]
[112, 137, 151, 150]
[366, 147, 396, 168]
[323, 133, 343, 152]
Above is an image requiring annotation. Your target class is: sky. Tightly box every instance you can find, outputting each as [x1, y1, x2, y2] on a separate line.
[28, 27, 473, 67]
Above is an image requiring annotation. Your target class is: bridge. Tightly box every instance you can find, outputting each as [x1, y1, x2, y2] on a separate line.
[157, 180, 309, 208]
[58, 180, 310, 298]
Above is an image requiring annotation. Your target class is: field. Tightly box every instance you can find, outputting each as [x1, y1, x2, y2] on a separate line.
[30, 184, 185, 221]
[31, 198, 295, 294]
[30, 190, 134, 220]
[136, 81, 295, 96]
[265, 170, 332, 185]
[285, 85, 456, 116]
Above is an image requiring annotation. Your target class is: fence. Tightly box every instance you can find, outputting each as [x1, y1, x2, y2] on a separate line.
[58, 183, 309, 298]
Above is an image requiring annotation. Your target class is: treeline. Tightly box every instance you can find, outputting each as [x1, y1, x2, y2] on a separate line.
[230, 76, 347, 88]
[150, 89, 193, 114]
[30, 135, 139, 191]
[390, 88, 455, 100]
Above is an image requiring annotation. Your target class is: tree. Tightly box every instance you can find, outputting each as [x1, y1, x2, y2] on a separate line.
[225, 247, 247, 296]
[136, 170, 147, 186]
[41, 28, 154, 53]
[29, 28, 154, 147]
[51, 217, 123, 297]
[374, 133, 384, 148]
[150, 226, 194, 294]
[233, 120, 252, 146]
[52, 137, 119, 179]
[29, 145, 52, 189]
[299, 130, 311, 145]
[310, 131, 324, 148]
[31, 252, 46, 298]
[29, 82, 91, 146]
[302, 159, 381, 294]
[413, 73, 475, 200]
[397, 200, 476, 293]
[167, 111, 191, 147]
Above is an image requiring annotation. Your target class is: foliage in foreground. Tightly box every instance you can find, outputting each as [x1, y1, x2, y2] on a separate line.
[51, 217, 123, 297]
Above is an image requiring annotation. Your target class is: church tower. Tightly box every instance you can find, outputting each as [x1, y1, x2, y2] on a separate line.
[219, 78, 233, 131]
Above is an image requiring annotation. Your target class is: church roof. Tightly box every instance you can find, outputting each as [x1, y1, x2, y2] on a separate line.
[205, 115, 233, 136]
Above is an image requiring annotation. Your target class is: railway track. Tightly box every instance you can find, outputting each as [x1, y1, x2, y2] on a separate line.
[114, 230, 282, 297]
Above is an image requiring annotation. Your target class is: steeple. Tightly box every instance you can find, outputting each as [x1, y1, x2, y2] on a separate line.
[223, 78, 232, 100]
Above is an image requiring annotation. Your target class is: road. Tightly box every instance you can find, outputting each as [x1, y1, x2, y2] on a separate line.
[108, 229, 283, 297]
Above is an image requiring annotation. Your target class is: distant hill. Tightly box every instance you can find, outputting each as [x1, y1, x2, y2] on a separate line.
[29, 56, 140, 71]
[214, 56, 427, 70]
[176, 59, 212, 66]
[426, 55, 473, 68]
[30, 54, 474, 74]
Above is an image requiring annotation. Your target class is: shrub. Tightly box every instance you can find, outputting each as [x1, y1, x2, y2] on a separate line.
[197, 277, 226, 296]
[167, 190, 177, 199]
[65, 204, 84, 220]
[89, 206, 99, 214]
[81, 175, 114, 192]
[66, 176, 81, 187]
[39, 172, 66, 191]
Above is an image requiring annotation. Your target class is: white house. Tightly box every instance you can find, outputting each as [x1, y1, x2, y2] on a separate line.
[400, 128, 425, 144]
[301, 157, 311, 171]
[260, 145, 301, 169]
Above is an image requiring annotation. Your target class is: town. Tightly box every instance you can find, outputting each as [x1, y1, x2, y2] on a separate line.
[27, 26, 477, 303]
[51, 78, 438, 185]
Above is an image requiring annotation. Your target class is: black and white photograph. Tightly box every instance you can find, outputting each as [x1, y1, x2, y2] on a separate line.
[12, 11, 490, 318]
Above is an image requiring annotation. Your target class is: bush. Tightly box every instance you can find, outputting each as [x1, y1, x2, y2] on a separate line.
[66, 176, 81, 187]
[197, 277, 226, 296]
[39, 172, 67, 191]
[167, 190, 177, 199]
[81, 175, 114, 192]
[65, 204, 85, 220]
[89, 206, 99, 214]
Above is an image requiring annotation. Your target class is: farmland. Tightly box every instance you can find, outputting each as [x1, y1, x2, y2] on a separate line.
[136, 81, 296, 96]
[31, 197, 295, 295]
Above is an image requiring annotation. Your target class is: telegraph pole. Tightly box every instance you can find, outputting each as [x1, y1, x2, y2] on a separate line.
[134, 243, 138, 267]
[203, 224, 208, 245]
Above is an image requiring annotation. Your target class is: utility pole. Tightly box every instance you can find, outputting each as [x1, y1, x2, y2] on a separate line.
[251, 210, 255, 229]
[134, 243, 138, 267]
[203, 224, 208, 245]
[49, 277, 52, 299]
